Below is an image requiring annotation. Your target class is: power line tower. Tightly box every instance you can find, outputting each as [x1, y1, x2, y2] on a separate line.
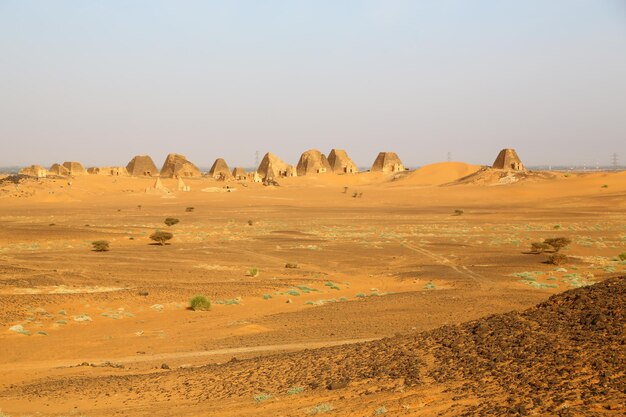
[254, 150, 260, 167]
[611, 153, 619, 170]
[447, 152, 452, 162]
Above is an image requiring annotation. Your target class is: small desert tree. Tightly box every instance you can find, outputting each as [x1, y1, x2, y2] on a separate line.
[164, 217, 180, 227]
[547, 253, 568, 265]
[530, 242, 550, 254]
[150, 231, 173, 245]
[91, 240, 110, 252]
[544, 237, 572, 252]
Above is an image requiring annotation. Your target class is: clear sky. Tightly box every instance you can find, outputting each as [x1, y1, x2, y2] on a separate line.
[1, 0, 625, 168]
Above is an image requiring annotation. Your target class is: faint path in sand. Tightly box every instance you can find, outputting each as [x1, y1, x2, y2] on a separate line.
[400, 240, 485, 284]
[6, 337, 378, 372]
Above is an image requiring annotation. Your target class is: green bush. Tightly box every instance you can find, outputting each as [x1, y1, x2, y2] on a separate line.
[150, 231, 173, 245]
[91, 240, 110, 252]
[249, 267, 259, 277]
[164, 217, 180, 227]
[618, 253, 626, 261]
[189, 295, 211, 311]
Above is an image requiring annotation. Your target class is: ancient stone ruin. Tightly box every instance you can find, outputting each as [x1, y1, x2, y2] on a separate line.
[256, 152, 296, 181]
[208, 158, 233, 180]
[49, 164, 70, 176]
[62, 161, 87, 176]
[177, 177, 190, 192]
[19, 165, 48, 178]
[159, 153, 201, 178]
[492, 148, 525, 171]
[327, 149, 358, 174]
[146, 177, 171, 194]
[296, 149, 332, 176]
[87, 166, 128, 176]
[370, 152, 405, 173]
[232, 167, 247, 180]
[126, 155, 158, 177]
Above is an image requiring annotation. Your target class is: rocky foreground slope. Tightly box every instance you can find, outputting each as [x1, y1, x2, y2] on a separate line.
[6, 277, 624, 415]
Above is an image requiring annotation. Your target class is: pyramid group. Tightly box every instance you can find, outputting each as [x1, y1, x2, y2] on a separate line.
[18, 148, 528, 185]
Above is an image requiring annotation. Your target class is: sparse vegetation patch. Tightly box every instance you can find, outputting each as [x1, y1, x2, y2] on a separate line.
[150, 231, 173, 245]
[189, 295, 211, 311]
[91, 240, 110, 252]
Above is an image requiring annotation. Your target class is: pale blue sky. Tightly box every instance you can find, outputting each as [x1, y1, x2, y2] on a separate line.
[1, 0, 625, 168]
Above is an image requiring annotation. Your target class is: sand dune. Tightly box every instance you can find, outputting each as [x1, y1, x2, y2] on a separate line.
[393, 162, 481, 186]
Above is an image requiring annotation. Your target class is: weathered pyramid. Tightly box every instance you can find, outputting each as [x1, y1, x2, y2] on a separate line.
[177, 177, 190, 192]
[49, 163, 70, 176]
[160, 153, 201, 178]
[492, 148, 525, 171]
[296, 149, 332, 176]
[87, 166, 128, 176]
[126, 155, 158, 177]
[146, 177, 171, 194]
[62, 161, 86, 175]
[256, 152, 296, 180]
[232, 167, 247, 180]
[249, 171, 262, 183]
[371, 152, 405, 173]
[19, 165, 48, 178]
[208, 158, 233, 180]
[327, 149, 358, 174]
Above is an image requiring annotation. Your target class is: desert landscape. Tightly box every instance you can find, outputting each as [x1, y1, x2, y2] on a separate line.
[2, 2, 625, 415]
[1, 148, 625, 416]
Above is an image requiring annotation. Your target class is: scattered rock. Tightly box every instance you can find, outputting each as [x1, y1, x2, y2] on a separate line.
[327, 379, 350, 390]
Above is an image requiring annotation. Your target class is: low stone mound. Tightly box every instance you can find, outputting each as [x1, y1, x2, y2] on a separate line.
[296, 149, 332, 176]
[371, 152, 405, 173]
[208, 158, 232, 180]
[160, 153, 201, 178]
[126, 155, 158, 177]
[492, 148, 525, 171]
[327, 149, 358, 174]
[62, 161, 86, 175]
[0, 174, 31, 185]
[447, 166, 555, 186]
[425, 276, 625, 414]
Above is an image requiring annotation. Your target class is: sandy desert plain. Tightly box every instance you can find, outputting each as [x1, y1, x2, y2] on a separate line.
[0, 154, 625, 416]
